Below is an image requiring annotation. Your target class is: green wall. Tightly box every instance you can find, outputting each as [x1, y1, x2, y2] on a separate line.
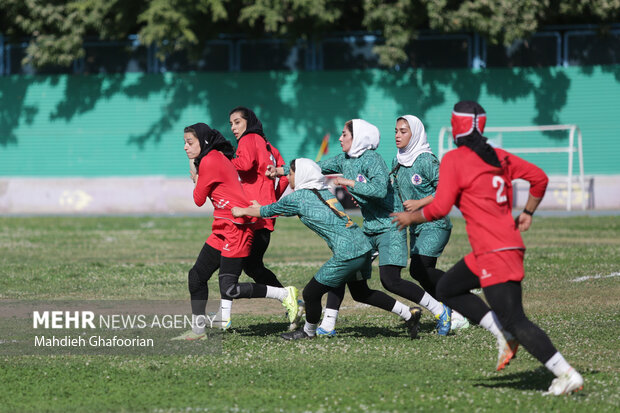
[1, 65, 619, 177]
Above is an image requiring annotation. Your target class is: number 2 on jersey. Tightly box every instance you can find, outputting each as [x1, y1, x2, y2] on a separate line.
[492, 176, 508, 204]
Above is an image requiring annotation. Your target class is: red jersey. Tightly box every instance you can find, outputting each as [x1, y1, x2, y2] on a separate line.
[422, 147, 548, 256]
[194, 150, 253, 225]
[231, 133, 288, 231]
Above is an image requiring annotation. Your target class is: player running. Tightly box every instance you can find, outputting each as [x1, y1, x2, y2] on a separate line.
[391, 101, 584, 395]
[228, 106, 304, 330]
[391, 114, 469, 331]
[233, 158, 422, 340]
[269, 119, 451, 336]
[173, 122, 299, 340]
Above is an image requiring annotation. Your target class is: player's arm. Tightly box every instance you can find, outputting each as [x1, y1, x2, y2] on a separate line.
[505, 151, 549, 232]
[391, 209, 427, 230]
[231, 200, 262, 218]
[345, 154, 388, 198]
[193, 161, 215, 207]
[403, 195, 434, 212]
[230, 137, 257, 172]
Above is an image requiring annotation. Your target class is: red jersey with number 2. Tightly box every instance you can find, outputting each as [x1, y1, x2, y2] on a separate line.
[422, 146, 548, 256]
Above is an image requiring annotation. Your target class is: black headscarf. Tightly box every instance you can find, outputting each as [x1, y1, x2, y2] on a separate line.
[229, 106, 274, 154]
[453, 101, 501, 168]
[186, 122, 235, 170]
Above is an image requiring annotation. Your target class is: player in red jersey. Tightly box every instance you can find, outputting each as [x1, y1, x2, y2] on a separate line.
[391, 101, 583, 395]
[229, 107, 303, 329]
[173, 122, 300, 340]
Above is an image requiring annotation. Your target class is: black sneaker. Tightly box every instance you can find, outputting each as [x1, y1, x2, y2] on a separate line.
[405, 307, 422, 339]
[281, 329, 313, 341]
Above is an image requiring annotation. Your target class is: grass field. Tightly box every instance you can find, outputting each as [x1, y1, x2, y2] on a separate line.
[0, 215, 619, 412]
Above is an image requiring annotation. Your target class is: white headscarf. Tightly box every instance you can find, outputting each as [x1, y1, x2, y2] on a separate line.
[347, 119, 380, 158]
[396, 115, 432, 167]
[293, 158, 329, 191]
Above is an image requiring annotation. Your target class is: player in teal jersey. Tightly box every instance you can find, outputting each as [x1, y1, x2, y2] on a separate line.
[233, 158, 421, 340]
[391, 115, 468, 331]
[269, 120, 451, 336]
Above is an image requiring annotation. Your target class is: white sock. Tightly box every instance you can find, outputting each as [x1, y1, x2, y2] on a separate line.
[479, 311, 504, 340]
[391, 301, 412, 321]
[265, 286, 287, 302]
[319, 309, 339, 331]
[545, 352, 572, 377]
[220, 299, 232, 326]
[191, 314, 206, 335]
[303, 321, 317, 337]
[419, 292, 443, 317]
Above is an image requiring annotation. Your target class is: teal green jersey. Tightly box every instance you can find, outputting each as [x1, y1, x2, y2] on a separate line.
[391, 152, 452, 235]
[316, 151, 402, 235]
[260, 188, 372, 260]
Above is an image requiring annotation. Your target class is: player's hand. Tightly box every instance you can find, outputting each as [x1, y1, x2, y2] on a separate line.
[390, 211, 415, 231]
[250, 200, 262, 208]
[332, 177, 355, 188]
[403, 199, 422, 212]
[266, 165, 277, 179]
[516, 213, 532, 232]
[231, 207, 243, 218]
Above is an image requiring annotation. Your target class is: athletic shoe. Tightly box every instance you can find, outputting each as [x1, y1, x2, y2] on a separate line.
[282, 286, 300, 324]
[544, 368, 584, 395]
[171, 330, 206, 341]
[450, 311, 470, 331]
[221, 319, 232, 331]
[281, 329, 313, 340]
[316, 327, 337, 337]
[406, 306, 422, 339]
[289, 299, 306, 331]
[496, 330, 519, 371]
[435, 303, 452, 336]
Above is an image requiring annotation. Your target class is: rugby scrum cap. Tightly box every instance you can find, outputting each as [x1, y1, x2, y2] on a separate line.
[451, 101, 487, 143]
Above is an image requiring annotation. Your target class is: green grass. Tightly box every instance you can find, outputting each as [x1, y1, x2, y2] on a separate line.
[0, 216, 619, 412]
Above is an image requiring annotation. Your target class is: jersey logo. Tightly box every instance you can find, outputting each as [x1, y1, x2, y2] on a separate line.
[214, 199, 230, 209]
[222, 243, 230, 251]
[411, 174, 423, 185]
[355, 174, 367, 183]
[325, 198, 354, 228]
[481, 269, 492, 279]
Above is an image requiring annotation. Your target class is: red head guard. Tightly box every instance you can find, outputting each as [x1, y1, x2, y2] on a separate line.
[451, 101, 487, 143]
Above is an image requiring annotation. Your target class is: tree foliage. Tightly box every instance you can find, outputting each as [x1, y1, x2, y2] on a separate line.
[1, 0, 618, 69]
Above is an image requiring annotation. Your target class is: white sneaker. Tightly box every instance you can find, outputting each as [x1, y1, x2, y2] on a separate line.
[544, 368, 584, 396]
[450, 310, 470, 331]
[496, 330, 519, 371]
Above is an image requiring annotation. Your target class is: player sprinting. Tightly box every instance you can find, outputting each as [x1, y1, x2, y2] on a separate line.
[269, 119, 451, 336]
[391, 101, 584, 395]
[228, 106, 304, 330]
[173, 122, 299, 340]
[233, 158, 422, 340]
[391, 114, 469, 331]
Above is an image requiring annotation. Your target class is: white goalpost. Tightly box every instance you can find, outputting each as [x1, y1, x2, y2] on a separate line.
[437, 125, 586, 211]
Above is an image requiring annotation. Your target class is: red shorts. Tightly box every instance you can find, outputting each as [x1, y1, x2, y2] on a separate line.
[464, 249, 525, 288]
[206, 219, 254, 258]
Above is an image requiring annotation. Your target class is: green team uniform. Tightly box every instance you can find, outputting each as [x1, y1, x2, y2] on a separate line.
[391, 152, 452, 257]
[260, 188, 372, 287]
[317, 150, 409, 268]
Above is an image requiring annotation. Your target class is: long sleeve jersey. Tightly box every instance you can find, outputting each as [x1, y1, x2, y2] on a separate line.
[231, 133, 287, 231]
[422, 146, 548, 255]
[194, 150, 253, 225]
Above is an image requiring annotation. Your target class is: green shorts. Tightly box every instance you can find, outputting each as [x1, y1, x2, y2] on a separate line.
[367, 228, 408, 268]
[410, 226, 451, 258]
[314, 252, 372, 288]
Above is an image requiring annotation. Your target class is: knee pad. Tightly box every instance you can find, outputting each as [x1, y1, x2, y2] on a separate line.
[219, 273, 253, 299]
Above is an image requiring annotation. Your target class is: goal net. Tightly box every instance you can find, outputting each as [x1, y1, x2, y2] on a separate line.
[437, 125, 586, 211]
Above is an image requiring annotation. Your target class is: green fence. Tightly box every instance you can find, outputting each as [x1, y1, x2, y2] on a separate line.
[1, 65, 619, 177]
